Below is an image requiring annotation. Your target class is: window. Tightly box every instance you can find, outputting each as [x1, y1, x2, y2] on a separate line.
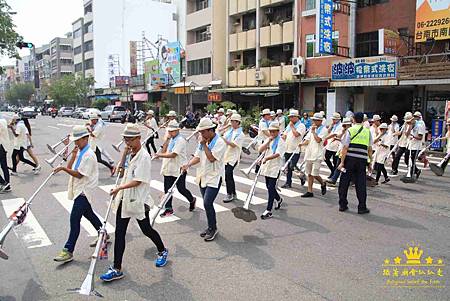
[84, 40, 93, 52]
[84, 3, 92, 14]
[242, 13, 256, 31]
[187, 58, 211, 76]
[305, 32, 339, 58]
[243, 50, 256, 67]
[85, 58, 94, 70]
[74, 46, 82, 55]
[305, 0, 316, 10]
[60, 45, 72, 52]
[84, 22, 93, 33]
[356, 31, 379, 57]
[75, 63, 82, 72]
[357, 0, 389, 8]
[60, 59, 73, 65]
[195, 0, 210, 11]
[73, 28, 82, 39]
[195, 26, 211, 43]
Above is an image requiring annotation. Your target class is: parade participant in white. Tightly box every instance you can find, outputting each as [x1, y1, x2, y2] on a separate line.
[182, 118, 227, 242]
[405, 113, 426, 179]
[53, 126, 102, 263]
[154, 120, 196, 217]
[259, 121, 286, 220]
[0, 114, 11, 193]
[281, 109, 306, 188]
[324, 112, 342, 177]
[100, 123, 168, 282]
[10, 115, 39, 175]
[391, 112, 412, 175]
[256, 108, 272, 173]
[373, 123, 390, 184]
[87, 114, 114, 175]
[300, 112, 328, 198]
[144, 110, 159, 155]
[222, 113, 245, 203]
[326, 117, 353, 186]
[275, 109, 286, 132]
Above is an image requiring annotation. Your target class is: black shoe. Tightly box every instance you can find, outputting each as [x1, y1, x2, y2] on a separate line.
[275, 198, 283, 210]
[301, 192, 314, 198]
[204, 228, 218, 241]
[260, 210, 273, 220]
[189, 197, 196, 211]
[300, 178, 306, 186]
[281, 184, 291, 189]
[358, 208, 370, 214]
[415, 170, 421, 179]
[391, 170, 398, 175]
[159, 209, 174, 218]
[381, 178, 390, 184]
[321, 183, 327, 195]
[339, 206, 349, 212]
[200, 228, 209, 237]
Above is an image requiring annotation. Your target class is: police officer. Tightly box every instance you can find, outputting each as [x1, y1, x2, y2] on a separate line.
[337, 112, 373, 214]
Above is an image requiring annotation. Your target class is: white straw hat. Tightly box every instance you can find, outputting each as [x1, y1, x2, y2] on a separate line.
[379, 123, 388, 129]
[342, 117, 352, 125]
[147, 110, 154, 115]
[166, 110, 177, 117]
[268, 121, 280, 131]
[260, 108, 271, 116]
[166, 120, 180, 131]
[390, 115, 398, 122]
[230, 113, 242, 122]
[404, 112, 414, 122]
[413, 111, 422, 117]
[196, 117, 216, 131]
[226, 109, 233, 115]
[89, 113, 99, 120]
[121, 123, 141, 137]
[217, 108, 225, 113]
[311, 112, 324, 121]
[332, 112, 341, 120]
[276, 109, 283, 115]
[70, 125, 90, 141]
[288, 109, 300, 117]
[372, 114, 381, 121]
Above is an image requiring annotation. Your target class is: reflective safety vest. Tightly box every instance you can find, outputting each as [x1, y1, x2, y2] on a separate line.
[347, 124, 370, 160]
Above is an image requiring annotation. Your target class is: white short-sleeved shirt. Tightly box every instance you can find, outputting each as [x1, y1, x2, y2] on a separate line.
[260, 137, 286, 178]
[398, 125, 409, 148]
[194, 135, 227, 188]
[114, 148, 154, 220]
[146, 117, 158, 136]
[276, 116, 286, 132]
[325, 122, 343, 152]
[374, 132, 390, 164]
[407, 122, 426, 150]
[223, 127, 245, 165]
[370, 125, 380, 151]
[258, 119, 271, 142]
[304, 125, 328, 161]
[0, 118, 11, 151]
[67, 147, 98, 201]
[13, 121, 28, 150]
[386, 122, 400, 146]
[161, 134, 187, 177]
[283, 121, 306, 153]
[89, 121, 104, 151]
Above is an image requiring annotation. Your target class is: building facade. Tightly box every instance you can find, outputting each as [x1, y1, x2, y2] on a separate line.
[50, 34, 74, 79]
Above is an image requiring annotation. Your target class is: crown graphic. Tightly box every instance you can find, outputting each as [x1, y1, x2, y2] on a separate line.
[403, 246, 423, 265]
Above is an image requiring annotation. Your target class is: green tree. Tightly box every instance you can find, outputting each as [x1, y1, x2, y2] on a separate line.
[5, 82, 34, 106]
[49, 75, 95, 107]
[0, 0, 23, 60]
[92, 98, 109, 110]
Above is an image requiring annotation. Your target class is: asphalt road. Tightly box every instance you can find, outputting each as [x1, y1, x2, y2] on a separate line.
[0, 114, 449, 301]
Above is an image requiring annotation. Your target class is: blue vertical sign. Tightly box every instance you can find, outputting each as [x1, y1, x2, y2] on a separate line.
[431, 119, 444, 150]
[316, 0, 333, 54]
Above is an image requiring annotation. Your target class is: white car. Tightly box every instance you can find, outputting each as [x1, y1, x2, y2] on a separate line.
[82, 108, 101, 119]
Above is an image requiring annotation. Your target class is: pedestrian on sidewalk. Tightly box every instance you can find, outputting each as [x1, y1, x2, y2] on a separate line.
[0, 114, 11, 193]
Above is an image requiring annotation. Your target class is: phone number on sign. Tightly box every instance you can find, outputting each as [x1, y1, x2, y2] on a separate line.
[417, 18, 450, 29]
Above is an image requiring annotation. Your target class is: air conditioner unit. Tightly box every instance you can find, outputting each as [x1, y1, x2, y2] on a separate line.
[265, 8, 273, 15]
[291, 56, 305, 76]
[255, 70, 264, 81]
[283, 44, 293, 52]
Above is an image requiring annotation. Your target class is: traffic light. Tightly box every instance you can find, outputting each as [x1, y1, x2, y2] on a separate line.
[16, 42, 34, 49]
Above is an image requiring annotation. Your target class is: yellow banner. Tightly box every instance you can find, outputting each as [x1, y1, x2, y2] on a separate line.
[415, 0, 450, 42]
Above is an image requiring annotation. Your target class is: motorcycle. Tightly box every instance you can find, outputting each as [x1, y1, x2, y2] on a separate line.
[180, 115, 199, 129]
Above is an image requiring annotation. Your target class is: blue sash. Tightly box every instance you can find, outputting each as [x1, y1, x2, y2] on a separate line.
[285, 120, 301, 133]
[226, 127, 242, 141]
[74, 144, 90, 171]
[271, 135, 280, 153]
[199, 133, 219, 151]
[168, 134, 180, 152]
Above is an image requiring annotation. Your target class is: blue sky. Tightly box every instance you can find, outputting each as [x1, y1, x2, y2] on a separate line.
[1, 0, 83, 65]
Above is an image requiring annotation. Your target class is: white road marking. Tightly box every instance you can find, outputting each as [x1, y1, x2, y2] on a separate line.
[52, 192, 115, 236]
[47, 126, 60, 130]
[98, 184, 181, 224]
[185, 175, 267, 205]
[1, 198, 52, 249]
[232, 174, 301, 198]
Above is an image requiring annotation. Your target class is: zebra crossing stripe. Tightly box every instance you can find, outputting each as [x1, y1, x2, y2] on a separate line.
[149, 180, 229, 213]
[1, 198, 52, 249]
[52, 192, 115, 236]
[184, 175, 267, 205]
[98, 185, 181, 224]
[232, 174, 301, 198]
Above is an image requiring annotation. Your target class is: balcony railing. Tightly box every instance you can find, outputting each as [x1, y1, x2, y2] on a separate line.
[399, 53, 450, 80]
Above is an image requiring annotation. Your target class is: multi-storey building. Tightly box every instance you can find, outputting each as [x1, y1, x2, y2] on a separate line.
[206, 0, 298, 110]
[15, 55, 33, 83]
[72, 1, 94, 80]
[50, 34, 74, 79]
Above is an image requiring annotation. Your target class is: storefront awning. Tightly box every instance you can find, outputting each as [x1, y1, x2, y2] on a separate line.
[330, 79, 398, 87]
[399, 79, 450, 86]
[193, 86, 208, 91]
[212, 86, 279, 93]
[208, 80, 222, 86]
[171, 81, 197, 88]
